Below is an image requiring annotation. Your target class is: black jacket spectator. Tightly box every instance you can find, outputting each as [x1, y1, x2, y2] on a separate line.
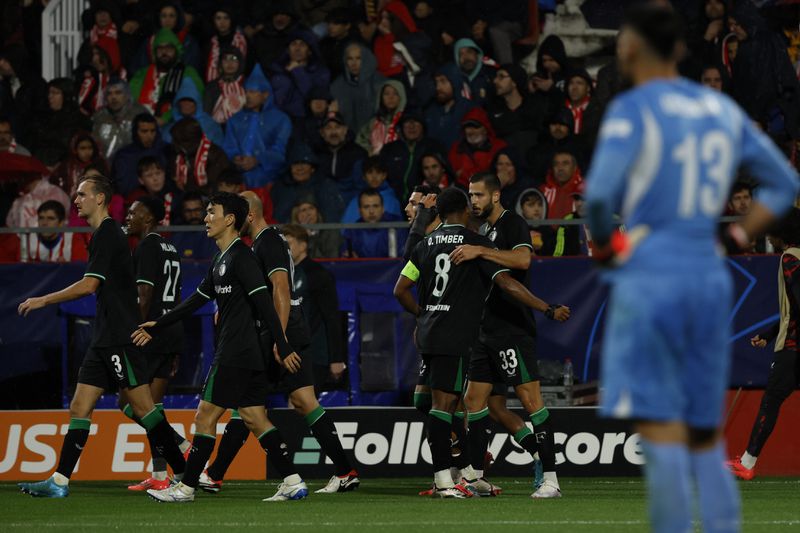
[530, 34, 569, 120]
[527, 108, 586, 184]
[0, 44, 47, 145]
[488, 63, 545, 156]
[313, 111, 367, 205]
[29, 78, 93, 166]
[112, 112, 168, 196]
[425, 62, 477, 149]
[252, 4, 303, 73]
[318, 8, 362, 79]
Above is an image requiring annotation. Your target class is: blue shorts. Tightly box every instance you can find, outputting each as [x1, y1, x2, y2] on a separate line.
[600, 268, 732, 429]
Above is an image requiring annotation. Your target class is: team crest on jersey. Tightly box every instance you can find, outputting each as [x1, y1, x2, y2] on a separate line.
[218, 262, 227, 276]
[488, 230, 497, 242]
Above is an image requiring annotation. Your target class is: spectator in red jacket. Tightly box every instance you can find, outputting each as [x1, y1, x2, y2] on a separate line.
[539, 149, 583, 220]
[448, 107, 507, 188]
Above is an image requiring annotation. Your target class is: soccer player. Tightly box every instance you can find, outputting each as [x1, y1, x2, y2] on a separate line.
[393, 188, 569, 498]
[197, 192, 359, 495]
[123, 196, 192, 491]
[17, 174, 186, 497]
[585, 6, 799, 532]
[727, 208, 800, 480]
[451, 172, 568, 498]
[132, 192, 308, 503]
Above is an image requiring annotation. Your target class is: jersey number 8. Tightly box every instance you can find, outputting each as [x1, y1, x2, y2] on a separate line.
[432, 253, 451, 297]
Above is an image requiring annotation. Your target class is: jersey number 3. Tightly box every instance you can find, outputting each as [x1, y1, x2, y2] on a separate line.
[432, 253, 451, 297]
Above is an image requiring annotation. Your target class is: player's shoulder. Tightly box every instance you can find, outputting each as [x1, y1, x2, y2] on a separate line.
[496, 209, 528, 230]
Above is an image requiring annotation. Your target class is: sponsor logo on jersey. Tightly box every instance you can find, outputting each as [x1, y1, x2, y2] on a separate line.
[425, 304, 451, 312]
[215, 285, 232, 294]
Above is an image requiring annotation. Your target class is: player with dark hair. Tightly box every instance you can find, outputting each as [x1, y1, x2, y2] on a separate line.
[450, 171, 568, 498]
[586, 5, 798, 531]
[197, 191, 358, 495]
[123, 195, 191, 491]
[393, 188, 569, 498]
[132, 192, 308, 503]
[728, 208, 800, 480]
[17, 174, 187, 497]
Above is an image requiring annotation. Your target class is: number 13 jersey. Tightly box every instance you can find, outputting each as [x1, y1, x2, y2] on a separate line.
[402, 224, 509, 356]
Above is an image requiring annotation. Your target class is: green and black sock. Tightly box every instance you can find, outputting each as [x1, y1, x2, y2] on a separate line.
[306, 406, 352, 476]
[467, 408, 491, 472]
[142, 408, 186, 475]
[451, 411, 470, 469]
[428, 410, 453, 475]
[183, 433, 216, 488]
[531, 408, 556, 472]
[258, 427, 296, 478]
[55, 418, 91, 478]
[207, 412, 249, 481]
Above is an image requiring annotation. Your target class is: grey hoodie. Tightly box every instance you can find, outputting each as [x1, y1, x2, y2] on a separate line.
[330, 43, 388, 132]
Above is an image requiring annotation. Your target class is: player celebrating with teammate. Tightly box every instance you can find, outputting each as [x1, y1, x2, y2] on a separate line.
[123, 196, 192, 491]
[586, 6, 799, 532]
[197, 192, 358, 495]
[451, 172, 567, 499]
[132, 192, 308, 503]
[394, 188, 569, 498]
[18, 175, 187, 497]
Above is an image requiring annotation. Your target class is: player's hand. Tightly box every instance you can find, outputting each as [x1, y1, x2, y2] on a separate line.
[18, 296, 47, 317]
[131, 328, 153, 346]
[282, 352, 302, 374]
[545, 304, 570, 322]
[750, 335, 767, 349]
[449, 244, 481, 264]
[721, 223, 751, 254]
[419, 194, 437, 209]
[330, 362, 346, 381]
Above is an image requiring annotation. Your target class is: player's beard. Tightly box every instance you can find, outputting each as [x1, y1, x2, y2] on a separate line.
[474, 203, 493, 220]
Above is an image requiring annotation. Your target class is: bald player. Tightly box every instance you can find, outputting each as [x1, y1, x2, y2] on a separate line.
[199, 192, 359, 495]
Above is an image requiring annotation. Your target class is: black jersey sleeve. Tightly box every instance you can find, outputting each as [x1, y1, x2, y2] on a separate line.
[195, 260, 216, 299]
[235, 250, 295, 359]
[504, 214, 534, 251]
[260, 231, 292, 277]
[135, 237, 160, 287]
[84, 223, 115, 281]
[470, 234, 509, 280]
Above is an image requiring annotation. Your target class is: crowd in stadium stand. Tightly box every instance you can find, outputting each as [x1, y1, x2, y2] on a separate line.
[0, 0, 798, 262]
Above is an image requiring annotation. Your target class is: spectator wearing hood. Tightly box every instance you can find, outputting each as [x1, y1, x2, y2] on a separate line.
[341, 188, 407, 258]
[271, 143, 345, 223]
[203, 45, 247, 125]
[132, 1, 201, 73]
[162, 78, 223, 146]
[92, 79, 148, 159]
[223, 64, 291, 187]
[313, 110, 367, 204]
[381, 107, 446, 201]
[564, 68, 594, 136]
[686, 0, 729, 78]
[529, 34, 569, 119]
[319, 8, 363, 79]
[356, 79, 407, 156]
[129, 28, 204, 125]
[252, 5, 303, 72]
[425, 63, 476, 148]
[77, 1, 124, 87]
[111, 112, 168, 196]
[488, 62, 544, 156]
[527, 108, 585, 184]
[51, 132, 110, 199]
[515, 188, 555, 256]
[0, 44, 46, 141]
[341, 156, 402, 223]
[29, 78, 93, 166]
[448, 107, 507, 187]
[453, 37, 496, 104]
[293, 85, 332, 145]
[539, 149, 583, 220]
[492, 146, 534, 209]
[331, 42, 388, 132]
[168, 116, 230, 192]
[729, 2, 800, 138]
[203, 5, 248, 84]
[269, 29, 331, 121]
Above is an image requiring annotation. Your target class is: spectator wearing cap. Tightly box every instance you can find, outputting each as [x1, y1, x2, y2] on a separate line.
[452, 37, 496, 104]
[527, 108, 585, 184]
[111, 112, 168, 196]
[381, 107, 446, 201]
[203, 46, 247, 126]
[314, 110, 367, 204]
[293, 85, 332, 145]
[319, 8, 363, 79]
[92, 79, 148, 159]
[269, 29, 331, 122]
[448, 107, 507, 188]
[419, 151, 453, 189]
[425, 63, 477, 149]
[162, 78, 224, 146]
[492, 146, 534, 209]
[539, 149, 583, 220]
[271, 143, 345, 223]
[515, 188, 555, 256]
[0, 44, 46, 142]
[553, 183, 591, 257]
[15, 200, 88, 262]
[330, 43, 388, 132]
[488, 63, 546, 157]
[251, 5, 303, 72]
[203, 5, 248, 84]
[290, 199, 342, 258]
[125, 156, 181, 226]
[341, 188, 407, 258]
[355, 80, 407, 157]
[28, 78, 93, 167]
[341, 156, 402, 223]
[0, 117, 30, 155]
[564, 68, 594, 135]
[223, 65, 291, 187]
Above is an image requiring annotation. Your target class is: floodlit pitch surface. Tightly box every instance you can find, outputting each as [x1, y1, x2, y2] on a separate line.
[2, 478, 798, 532]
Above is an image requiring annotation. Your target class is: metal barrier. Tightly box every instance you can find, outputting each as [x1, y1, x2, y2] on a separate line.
[41, 0, 89, 81]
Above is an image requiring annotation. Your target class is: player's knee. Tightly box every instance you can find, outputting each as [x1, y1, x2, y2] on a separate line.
[289, 389, 318, 416]
[69, 398, 93, 419]
[463, 391, 487, 413]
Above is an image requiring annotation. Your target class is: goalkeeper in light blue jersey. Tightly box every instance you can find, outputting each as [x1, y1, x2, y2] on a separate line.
[585, 6, 799, 533]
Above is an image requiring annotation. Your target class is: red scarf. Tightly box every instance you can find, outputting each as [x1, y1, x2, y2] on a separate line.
[8, 139, 16, 153]
[138, 65, 164, 113]
[212, 76, 246, 123]
[162, 192, 173, 225]
[566, 96, 590, 134]
[175, 135, 212, 189]
[369, 112, 402, 155]
[205, 31, 247, 82]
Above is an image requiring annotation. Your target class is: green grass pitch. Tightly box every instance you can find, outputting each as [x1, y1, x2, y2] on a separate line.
[2, 478, 798, 532]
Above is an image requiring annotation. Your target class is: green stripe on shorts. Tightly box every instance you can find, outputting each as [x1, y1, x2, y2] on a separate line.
[203, 366, 218, 403]
[123, 349, 137, 387]
[454, 356, 464, 393]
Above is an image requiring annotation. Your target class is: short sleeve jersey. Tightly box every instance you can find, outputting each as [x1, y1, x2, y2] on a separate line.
[403, 224, 509, 356]
[479, 210, 536, 337]
[133, 232, 184, 354]
[195, 239, 269, 370]
[83, 218, 140, 347]
[252, 227, 310, 349]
